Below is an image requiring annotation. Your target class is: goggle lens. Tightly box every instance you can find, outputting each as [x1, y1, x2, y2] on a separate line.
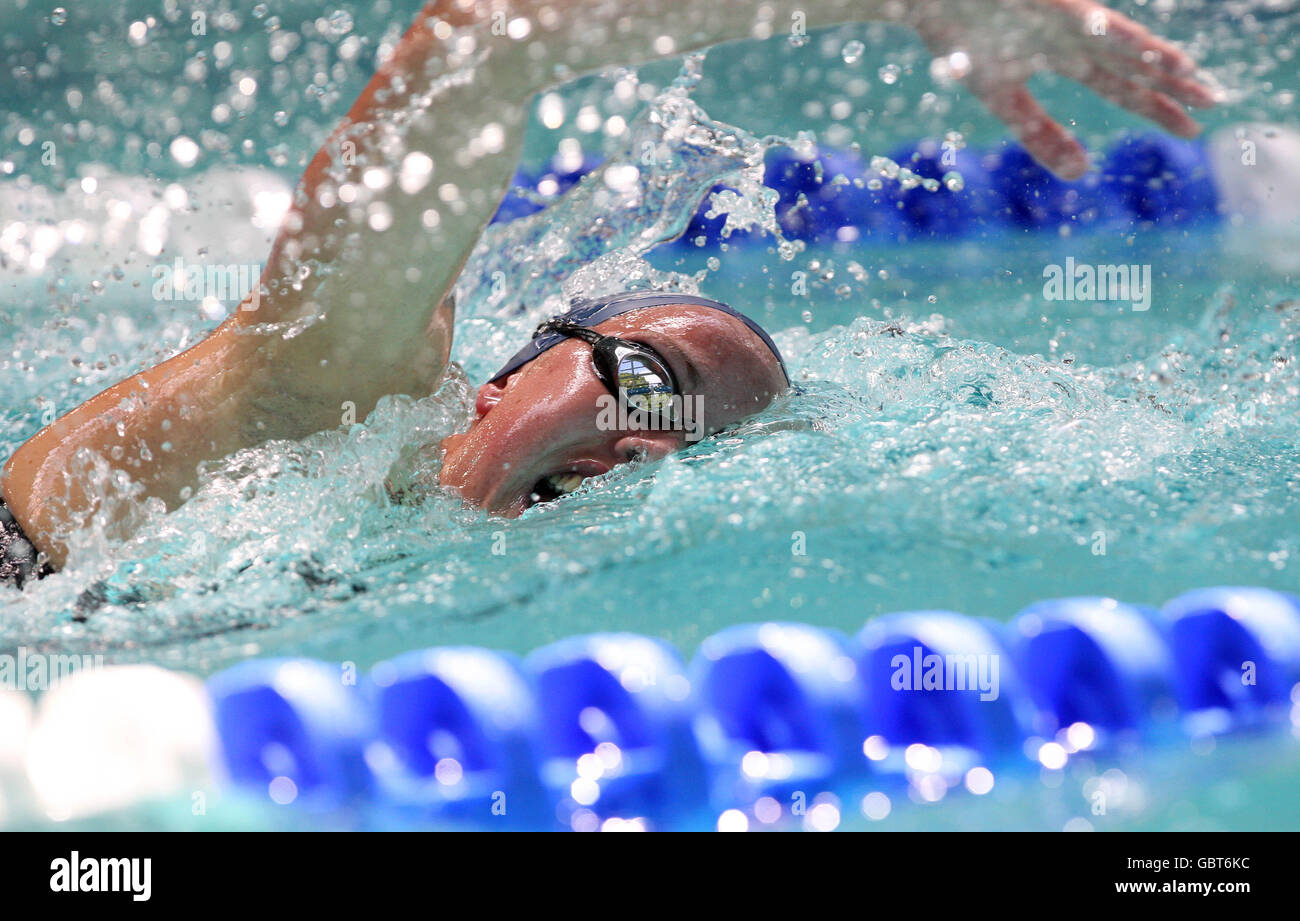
[615, 352, 676, 417]
[539, 320, 683, 422]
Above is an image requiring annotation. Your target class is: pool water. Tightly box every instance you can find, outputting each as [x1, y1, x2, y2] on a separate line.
[1, 1, 1297, 830]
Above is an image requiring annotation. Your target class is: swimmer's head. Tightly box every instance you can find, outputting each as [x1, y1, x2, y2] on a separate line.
[438, 293, 788, 515]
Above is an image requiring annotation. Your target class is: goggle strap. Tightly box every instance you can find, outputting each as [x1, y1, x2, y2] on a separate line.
[535, 319, 603, 346]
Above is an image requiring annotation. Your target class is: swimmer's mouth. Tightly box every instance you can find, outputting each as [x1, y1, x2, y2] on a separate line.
[527, 463, 611, 507]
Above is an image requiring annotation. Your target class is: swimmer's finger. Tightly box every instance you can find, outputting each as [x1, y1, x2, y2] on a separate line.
[969, 78, 1089, 180]
[1069, 0, 1198, 77]
[1102, 51, 1218, 108]
[1075, 65, 1203, 138]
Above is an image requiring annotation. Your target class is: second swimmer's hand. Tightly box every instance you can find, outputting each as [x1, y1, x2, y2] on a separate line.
[909, 0, 1218, 179]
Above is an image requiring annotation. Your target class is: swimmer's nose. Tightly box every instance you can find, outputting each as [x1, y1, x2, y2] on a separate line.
[613, 433, 679, 465]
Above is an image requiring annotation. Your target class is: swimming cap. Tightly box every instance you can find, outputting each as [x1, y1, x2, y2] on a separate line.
[487, 291, 789, 384]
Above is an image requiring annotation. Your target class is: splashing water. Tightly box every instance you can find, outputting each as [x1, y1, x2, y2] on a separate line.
[451, 54, 791, 338]
[1, 0, 1299, 835]
[0, 8, 1297, 700]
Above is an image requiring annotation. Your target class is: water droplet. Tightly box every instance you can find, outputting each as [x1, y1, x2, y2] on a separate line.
[326, 10, 354, 37]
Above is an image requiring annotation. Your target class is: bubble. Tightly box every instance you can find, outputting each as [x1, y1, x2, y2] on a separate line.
[805, 801, 841, 832]
[870, 155, 900, 179]
[268, 776, 297, 805]
[717, 809, 748, 831]
[862, 791, 891, 820]
[841, 40, 865, 64]
[51, 7, 67, 26]
[169, 136, 200, 167]
[878, 64, 901, 85]
[325, 10, 354, 37]
[964, 766, 995, 795]
[942, 171, 964, 192]
[1038, 741, 1068, 770]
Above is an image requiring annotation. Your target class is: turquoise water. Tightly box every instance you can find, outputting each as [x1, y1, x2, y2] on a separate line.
[1, 1, 1298, 829]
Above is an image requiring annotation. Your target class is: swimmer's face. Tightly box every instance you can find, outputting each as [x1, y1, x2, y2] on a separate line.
[438, 304, 787, 515]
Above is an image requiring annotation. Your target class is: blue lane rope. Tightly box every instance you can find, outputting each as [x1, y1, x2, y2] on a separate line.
[206, 586, 1300, 829]
[490, 133, 1222, 245]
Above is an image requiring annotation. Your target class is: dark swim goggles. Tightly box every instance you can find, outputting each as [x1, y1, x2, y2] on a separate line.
[535, 318, 681, 421]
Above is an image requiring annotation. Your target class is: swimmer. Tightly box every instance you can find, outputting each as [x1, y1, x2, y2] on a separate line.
[1, 0, 1216, 582]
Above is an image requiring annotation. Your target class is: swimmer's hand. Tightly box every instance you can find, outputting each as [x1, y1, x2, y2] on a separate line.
[909, 0, 1217, 179]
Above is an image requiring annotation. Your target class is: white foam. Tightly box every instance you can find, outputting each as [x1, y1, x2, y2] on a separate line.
[0, 167, 292, 282]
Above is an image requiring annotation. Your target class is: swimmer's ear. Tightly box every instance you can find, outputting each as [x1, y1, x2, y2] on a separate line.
[474, 378, 510, 418]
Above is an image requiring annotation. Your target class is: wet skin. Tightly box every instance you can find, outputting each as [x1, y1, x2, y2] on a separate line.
[438, 304, 789, 516]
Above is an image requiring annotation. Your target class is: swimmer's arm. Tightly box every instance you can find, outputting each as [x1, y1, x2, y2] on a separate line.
[2, 5, 520, 566]
[2, 331, 269, 568]
[251, 0, 1217, 398]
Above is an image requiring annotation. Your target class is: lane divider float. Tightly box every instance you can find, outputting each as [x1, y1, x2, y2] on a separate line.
[14, 586, 1294, 830]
